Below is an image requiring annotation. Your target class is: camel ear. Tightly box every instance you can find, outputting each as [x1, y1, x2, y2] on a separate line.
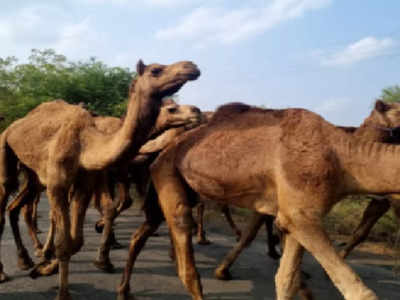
[162, 98, 176, 106]
[375, 99, 390, 113]
[136, 59, 146, 76]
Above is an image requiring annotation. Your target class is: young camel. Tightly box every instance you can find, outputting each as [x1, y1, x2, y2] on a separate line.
[0, 59, 200, 300]
[117, 101, 400, 300]
[214, 100, 400, 280]
[5, 99, 203, 273]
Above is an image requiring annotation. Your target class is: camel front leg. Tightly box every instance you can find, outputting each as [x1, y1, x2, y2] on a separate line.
[46, 185, 72, 300]
[154, 177, 203, 300]
[275, 234, 312, 300]
[340, 198, 390, 258]
[117, 183, 164, 300]
[215, 212, 264, 280]
[277, 211, 378, 300]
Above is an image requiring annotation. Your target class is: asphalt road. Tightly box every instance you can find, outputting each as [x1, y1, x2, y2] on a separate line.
[0, 198, 399, 300]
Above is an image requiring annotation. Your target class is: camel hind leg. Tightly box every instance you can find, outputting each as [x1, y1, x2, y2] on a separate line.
[340, 198, 390, 258]
[0, 140, 19, 283]
[215, 212, 265, 280]
[117, 182, 164, 300]
[220, 205, 242, 240]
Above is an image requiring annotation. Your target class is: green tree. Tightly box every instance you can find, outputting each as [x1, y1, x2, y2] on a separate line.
[0, 49, 135, 131]
[381, 85, 400, 103]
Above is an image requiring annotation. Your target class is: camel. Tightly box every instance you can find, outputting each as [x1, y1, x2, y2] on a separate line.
[214, 100, 400, 280]
[0, 59, 200, 300]
[5, 99, 203, 273]
[116, 100, 400, 300]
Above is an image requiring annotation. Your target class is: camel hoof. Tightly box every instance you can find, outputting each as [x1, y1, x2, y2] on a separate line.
[95, 221, 104, 233]
[215, 267, 232, 281]
[117, 291, 136, 300]
[93, 260, 115, 273]
[55, 290, 72, 300]
[0, 272, 10, 283]
[197, 239, 211, 246]
[35, 248, 44, 258]
[29, 260, 59, 279]
[18, 255, 35, 270]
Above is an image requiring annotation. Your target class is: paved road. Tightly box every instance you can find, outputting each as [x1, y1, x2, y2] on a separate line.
[0, 198, 399, 299]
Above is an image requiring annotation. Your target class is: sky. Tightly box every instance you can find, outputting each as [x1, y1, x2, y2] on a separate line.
[1, 0, 399, 126]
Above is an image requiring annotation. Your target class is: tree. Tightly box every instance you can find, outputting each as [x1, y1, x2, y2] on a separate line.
[0, 49, 135, 131]
[381, 85, 400, 103]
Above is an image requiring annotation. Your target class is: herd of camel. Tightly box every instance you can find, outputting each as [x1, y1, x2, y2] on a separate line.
[0, 59, 399, 300]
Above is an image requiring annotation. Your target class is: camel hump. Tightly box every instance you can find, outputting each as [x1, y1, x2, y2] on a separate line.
[211, 102, 252, 123]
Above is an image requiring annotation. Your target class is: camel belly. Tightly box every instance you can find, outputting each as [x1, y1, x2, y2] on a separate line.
[177, 128, 277, 213]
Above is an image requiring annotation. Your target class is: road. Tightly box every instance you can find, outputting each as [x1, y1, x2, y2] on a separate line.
[0, 198, 399, 299]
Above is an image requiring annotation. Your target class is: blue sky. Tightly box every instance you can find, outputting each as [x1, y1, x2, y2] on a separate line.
[1, 0, 399, 125]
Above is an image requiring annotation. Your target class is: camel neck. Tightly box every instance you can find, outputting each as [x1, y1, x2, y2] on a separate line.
[335, 136, 400, 195]
[80, 90, 160, 170]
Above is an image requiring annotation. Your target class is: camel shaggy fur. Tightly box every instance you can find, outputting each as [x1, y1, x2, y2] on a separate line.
[0, 59, 200, 300]
[117, 101, 400, 300]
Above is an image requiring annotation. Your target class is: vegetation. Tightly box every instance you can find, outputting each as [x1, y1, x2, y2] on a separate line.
[0, 49, 135, 131]
[381, 85, 400, 103]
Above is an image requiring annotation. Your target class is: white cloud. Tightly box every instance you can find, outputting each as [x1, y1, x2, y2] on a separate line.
[156, 0, 332, 45]
[0, 5, 106, 61]
[320, 37, 396, 67]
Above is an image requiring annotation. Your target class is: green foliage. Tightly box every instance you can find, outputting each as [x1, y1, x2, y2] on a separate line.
[381, 85, 400, 103]
[0, 49, 135, 131]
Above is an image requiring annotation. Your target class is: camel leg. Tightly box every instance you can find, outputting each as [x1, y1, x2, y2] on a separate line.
[31, 191, 42, 233]
[0, 150, 18, 283]
[277, 210, 378, 300]
[264, 214, 281, 259]
[275, 234, 312, 300]
[45, 184, 73, 300]
[340, 198, 390, 258]
[215, 212, 265, 280]
[94, 173, 118, 273]
[22, 200, 44, 254]
[196, 203, 210, 245]
[8, 182, 36, 270]
[117, 183, 164, 300]
[0, 186, 14, 282]
[153, 172, 203, 300]
[221, 205, 242, 241]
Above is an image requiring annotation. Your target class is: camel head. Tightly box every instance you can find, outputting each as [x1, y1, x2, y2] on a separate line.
[372, 99, 400, 128]
[131, 60, 200, 100]
[154, 99, 202, 132]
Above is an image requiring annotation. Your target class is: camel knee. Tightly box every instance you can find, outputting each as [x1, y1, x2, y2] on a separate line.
[173, 206, 195, 233]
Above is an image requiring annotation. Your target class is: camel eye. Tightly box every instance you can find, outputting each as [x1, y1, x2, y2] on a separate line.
[168, 107, 178, 113]
[151, 67, 163, 76]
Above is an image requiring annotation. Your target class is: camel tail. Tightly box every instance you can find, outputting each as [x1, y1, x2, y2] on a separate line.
[0, 131, 19, 196]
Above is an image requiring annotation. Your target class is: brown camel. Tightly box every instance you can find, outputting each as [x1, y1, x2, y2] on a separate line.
[116, 101, 400, 300]
[214, 100, 400, 281]
[5, 99, 203, 273]
[0, 59, 200, 300]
